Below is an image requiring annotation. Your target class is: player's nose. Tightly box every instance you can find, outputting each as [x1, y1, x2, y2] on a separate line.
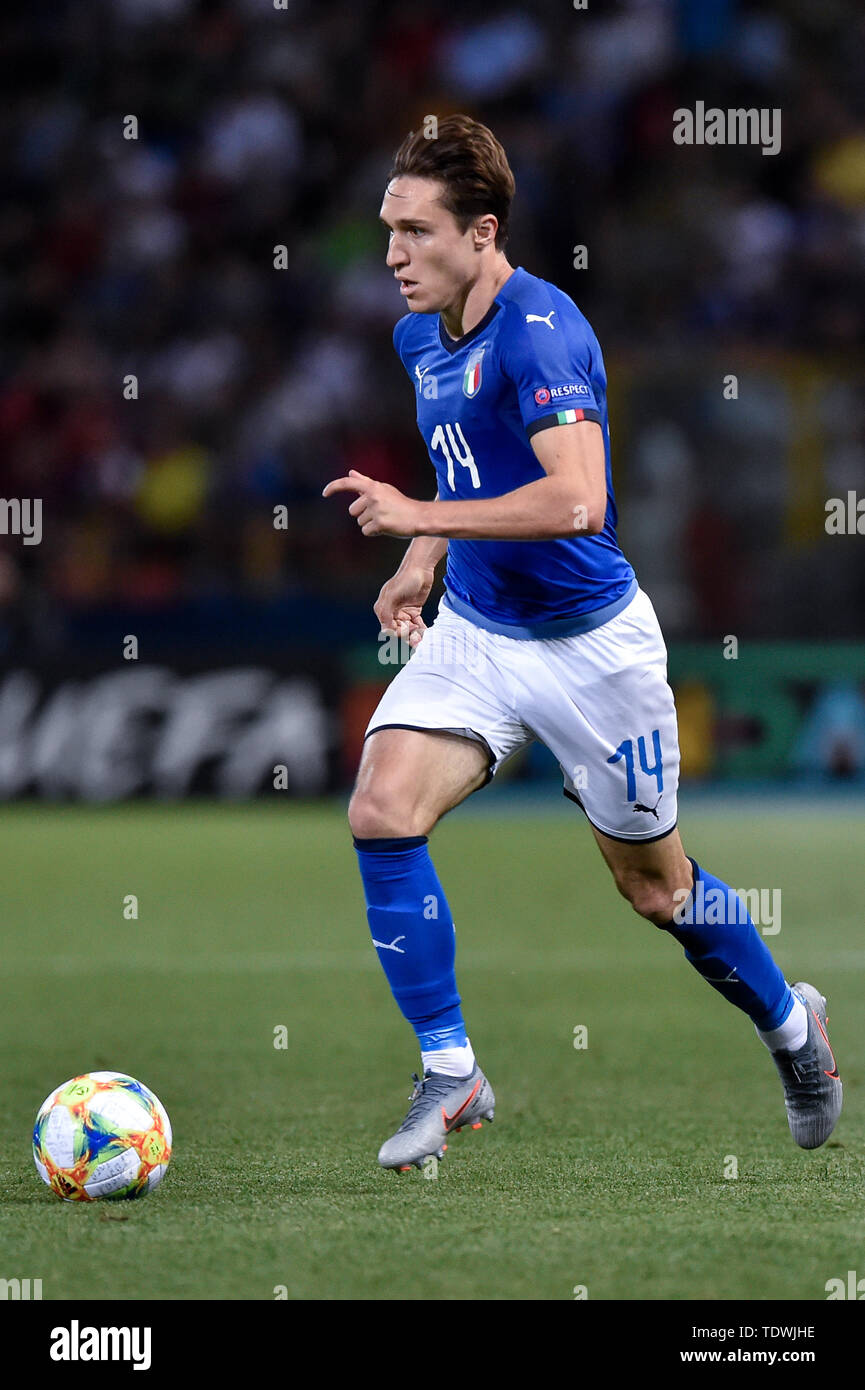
[385, 235, 407, 269]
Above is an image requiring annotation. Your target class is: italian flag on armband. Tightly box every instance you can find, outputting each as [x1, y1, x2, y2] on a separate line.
[555, 408, 589, 424]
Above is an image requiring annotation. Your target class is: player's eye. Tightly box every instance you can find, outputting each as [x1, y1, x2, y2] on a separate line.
[382, 225, 424, 240]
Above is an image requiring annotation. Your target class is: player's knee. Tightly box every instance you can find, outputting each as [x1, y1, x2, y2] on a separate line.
[348, 788, 431, 841]
[615, 871, 678, 926]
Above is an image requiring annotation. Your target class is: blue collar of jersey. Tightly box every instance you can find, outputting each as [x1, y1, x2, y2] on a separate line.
[435, 265, 522, 355]
[437, 266, 525, 353]
[438, 299, 501, 355]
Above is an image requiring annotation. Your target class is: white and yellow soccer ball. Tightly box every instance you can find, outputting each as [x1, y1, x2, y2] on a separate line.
[33, 1071, 172, 1201]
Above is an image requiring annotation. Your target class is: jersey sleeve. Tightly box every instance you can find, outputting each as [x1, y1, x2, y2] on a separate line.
[500, 305, 603, 439]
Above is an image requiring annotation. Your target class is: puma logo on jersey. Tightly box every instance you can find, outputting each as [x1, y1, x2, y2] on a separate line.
[633, 793, 663, 820]
[525, 310, 556, 328]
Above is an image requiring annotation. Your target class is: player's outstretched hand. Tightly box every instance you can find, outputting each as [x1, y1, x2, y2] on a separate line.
[321, 469, 421, 538]
[374, 565, 435, 648]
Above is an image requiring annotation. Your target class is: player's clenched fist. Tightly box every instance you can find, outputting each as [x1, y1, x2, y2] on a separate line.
[322, 469, 422, 537]
[373, 564, 435, 648]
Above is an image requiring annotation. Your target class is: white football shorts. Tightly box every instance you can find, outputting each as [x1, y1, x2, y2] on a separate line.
[365, 585, 681, 844]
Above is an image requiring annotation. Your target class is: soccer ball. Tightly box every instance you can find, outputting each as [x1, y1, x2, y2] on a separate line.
[33, 1071, 172, 1201]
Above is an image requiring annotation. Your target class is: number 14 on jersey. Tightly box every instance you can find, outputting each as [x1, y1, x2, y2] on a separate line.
[430, 422, 481, 491]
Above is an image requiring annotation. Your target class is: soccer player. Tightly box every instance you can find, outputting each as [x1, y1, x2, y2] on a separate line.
[323, 116, 841, 1170]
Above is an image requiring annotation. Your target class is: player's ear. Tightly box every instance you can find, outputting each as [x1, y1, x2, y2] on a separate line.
[473, 214, 498, 250]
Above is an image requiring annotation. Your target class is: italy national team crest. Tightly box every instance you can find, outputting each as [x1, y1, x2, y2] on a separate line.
[463, 345, 485, 397]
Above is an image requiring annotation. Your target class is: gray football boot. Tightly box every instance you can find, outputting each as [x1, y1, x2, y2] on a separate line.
[378, 1063, 495, 1170]
[767, 982, 842, 1150]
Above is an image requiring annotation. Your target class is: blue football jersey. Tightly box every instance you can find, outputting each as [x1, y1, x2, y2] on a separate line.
[393, 266, 636, 638]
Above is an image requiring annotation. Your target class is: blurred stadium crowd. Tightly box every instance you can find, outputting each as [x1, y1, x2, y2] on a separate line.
[1, 0, 864, 660]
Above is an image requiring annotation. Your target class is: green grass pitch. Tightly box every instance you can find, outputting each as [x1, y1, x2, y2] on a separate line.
[0, 798, 861, 1301]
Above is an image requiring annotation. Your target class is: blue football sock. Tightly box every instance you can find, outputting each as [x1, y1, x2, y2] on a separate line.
[660, 858, 793, 1031]
[353, 835, 468, 1052]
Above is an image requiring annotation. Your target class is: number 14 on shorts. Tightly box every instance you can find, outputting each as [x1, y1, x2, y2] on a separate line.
[607, 729, 663, 801]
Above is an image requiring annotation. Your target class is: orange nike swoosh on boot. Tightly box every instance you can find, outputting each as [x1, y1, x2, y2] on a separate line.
[811, 1009, 840, 1079]
[442, 1078, 482, 1128]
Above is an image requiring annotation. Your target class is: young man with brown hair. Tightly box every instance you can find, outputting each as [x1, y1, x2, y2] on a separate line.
[323, 115, 841, 1171]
